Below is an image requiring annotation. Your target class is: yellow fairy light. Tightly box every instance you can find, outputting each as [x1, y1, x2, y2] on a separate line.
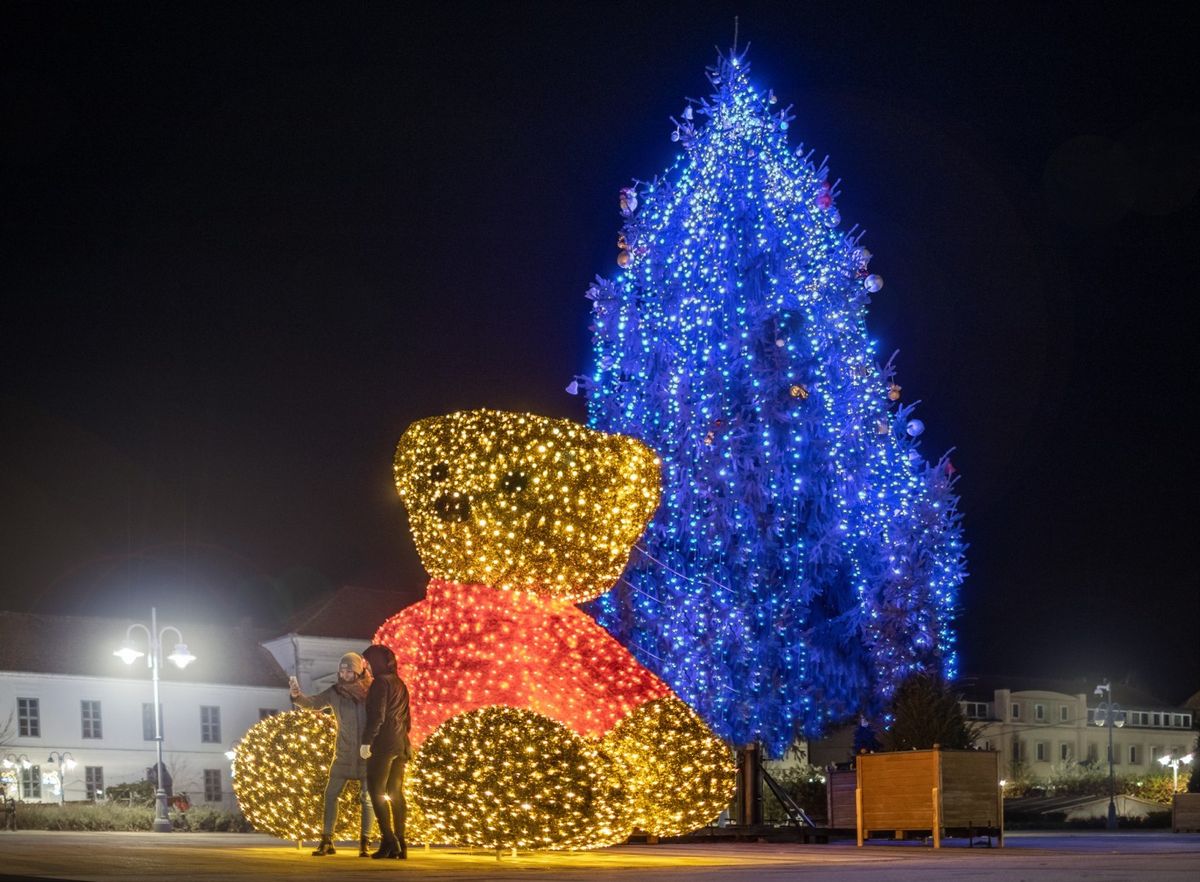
[602, 697, 736, 837]
[394, 409, 661, 602]
[410, 705, 632, 850]
[231, 710, 377, 842]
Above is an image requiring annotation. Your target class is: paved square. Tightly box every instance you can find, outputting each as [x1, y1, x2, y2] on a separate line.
[1, 831, 1198, 881]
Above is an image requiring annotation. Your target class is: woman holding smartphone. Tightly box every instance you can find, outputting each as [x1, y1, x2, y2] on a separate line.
[290, 653, 374, 856]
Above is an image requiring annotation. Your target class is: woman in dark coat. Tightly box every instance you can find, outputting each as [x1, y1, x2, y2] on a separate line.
[291, 651, 374, 856]
[359, 643, 412, 859]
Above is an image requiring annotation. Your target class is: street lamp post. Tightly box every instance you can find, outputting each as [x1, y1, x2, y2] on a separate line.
[1093, 681, 1126, 831]
[1158, 753, 1194, 793]
[114, 607, 196, 833]
[2, 754, 33, 801]
[46, 751, 77, 805]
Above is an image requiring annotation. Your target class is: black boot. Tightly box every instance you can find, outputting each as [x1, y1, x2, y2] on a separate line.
[359, 836, 370, 857]
[398, 838, 407, 860]
[311, 837, 336, 856]
[371, 840, 399, 859]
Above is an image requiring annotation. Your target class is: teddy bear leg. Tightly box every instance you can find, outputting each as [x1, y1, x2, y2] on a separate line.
[601, 697, 736, 838]
[409, 706, 632, 850]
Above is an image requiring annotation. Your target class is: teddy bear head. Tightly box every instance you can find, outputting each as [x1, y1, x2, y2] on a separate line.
[394, 409, 660, 602]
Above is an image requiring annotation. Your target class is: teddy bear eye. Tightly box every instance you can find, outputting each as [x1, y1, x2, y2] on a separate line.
[499, 470, 528, 494]
[430, 462, 450, 483]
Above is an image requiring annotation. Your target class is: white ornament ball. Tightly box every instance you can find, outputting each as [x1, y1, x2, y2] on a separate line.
[906, 419, 925, 437]
[864, 274, 884, 293]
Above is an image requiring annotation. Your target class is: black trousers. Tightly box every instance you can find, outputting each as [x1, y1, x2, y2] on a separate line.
[366, 751, 406, 846]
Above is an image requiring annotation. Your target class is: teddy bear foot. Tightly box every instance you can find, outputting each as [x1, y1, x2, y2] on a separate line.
[409, 705, 632, 850]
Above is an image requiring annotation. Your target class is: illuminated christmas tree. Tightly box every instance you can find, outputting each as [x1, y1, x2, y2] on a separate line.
[583, 50, 966, 756]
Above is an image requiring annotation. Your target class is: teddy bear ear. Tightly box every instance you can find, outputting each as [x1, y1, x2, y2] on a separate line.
[610, 433, 663, 524]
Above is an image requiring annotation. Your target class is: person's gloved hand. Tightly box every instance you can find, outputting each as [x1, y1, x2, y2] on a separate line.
[360, 745, 372, 760]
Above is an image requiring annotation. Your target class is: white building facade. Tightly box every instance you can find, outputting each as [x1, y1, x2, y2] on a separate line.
[959, 679, 1197, 780]
[1, 611, 289, 806]
[2, 672, 286, 806]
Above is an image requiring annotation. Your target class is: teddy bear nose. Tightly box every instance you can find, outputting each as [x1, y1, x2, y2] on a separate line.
[433, 492, 472, 523]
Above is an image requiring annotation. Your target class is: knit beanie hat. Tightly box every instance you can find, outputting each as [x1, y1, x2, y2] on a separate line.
[339, 651, 367, 676]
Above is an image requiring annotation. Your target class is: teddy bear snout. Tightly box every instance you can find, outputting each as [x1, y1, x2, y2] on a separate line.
[433, 491, 472, 523]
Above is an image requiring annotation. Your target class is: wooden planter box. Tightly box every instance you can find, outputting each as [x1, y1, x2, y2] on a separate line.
[1173, 793, 1200, 833]
[854, 747, 1002, 847]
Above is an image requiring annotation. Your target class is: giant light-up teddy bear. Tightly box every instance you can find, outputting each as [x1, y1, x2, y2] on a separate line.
[232, 409, 733, 850]
[376, 409, 734, 849]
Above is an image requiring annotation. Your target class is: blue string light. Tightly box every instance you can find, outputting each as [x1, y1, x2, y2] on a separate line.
[582, 50, 966, 757]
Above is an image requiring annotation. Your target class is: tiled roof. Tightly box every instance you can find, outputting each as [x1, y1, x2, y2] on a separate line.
[956, 674, 1187, 709]
[0, 610, 287, 688]
[282, 585, 412, 639]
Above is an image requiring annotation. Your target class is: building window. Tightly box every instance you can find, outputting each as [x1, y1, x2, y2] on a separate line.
[1035, 704, 1045, 722]
[203, 769, 223, 803]
[1060, 705, 1069, 722]
[85, 766, 104, 800]
[17, 697, 40, 737]
[1035, 742, 1048, 762]
[1060, 743, 1071, 762]
[200, 706, 221, 743]
[142, 703, 164, 741]
[1012, 738, 1023, 761]
[1011, 703, 1020, 719]
[1128, 745, 1140, 764]
[1087, 709, 1096, 724]
[1129, 711, 1149, 726]
[81, 700, 103, 739]
[20, 765, 42, 799]
[1184, 715, 1192, 728]
[258, 708, 277, 720]
[1152, 713, 1161, 726]
[962, 702, 988, 719]
[1087, 743, 1098, 763]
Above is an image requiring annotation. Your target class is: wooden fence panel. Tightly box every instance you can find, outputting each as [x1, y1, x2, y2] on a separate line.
[1174, 794, 1200, 833]
[827, 769, 857, 828]
[859, 751, 937, 830]
[939, 750, 1000, 828]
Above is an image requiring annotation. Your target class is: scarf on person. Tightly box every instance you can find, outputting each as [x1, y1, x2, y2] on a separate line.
[333, 674, 371, 703]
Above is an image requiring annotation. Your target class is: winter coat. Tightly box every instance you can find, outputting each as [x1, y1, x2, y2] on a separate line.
[293, 684, 369, 778]
[362, 672, 412, 760]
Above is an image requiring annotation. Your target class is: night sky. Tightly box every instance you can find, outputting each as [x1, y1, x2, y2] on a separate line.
[3, 3, 1196, 703]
